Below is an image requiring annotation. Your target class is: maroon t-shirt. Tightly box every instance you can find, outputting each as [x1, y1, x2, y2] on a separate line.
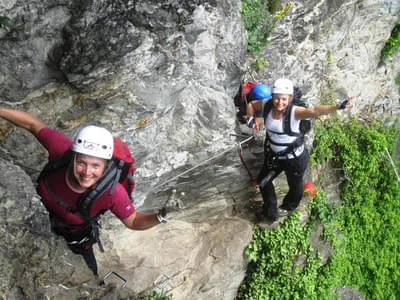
[36, 127, 135, 225]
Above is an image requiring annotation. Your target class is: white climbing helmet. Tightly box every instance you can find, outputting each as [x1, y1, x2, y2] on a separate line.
[72, 125, 114, 160]
[272, 78, 294, 95]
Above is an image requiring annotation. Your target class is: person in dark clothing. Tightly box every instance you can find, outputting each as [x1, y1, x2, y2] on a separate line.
[247, 78, 354, 221]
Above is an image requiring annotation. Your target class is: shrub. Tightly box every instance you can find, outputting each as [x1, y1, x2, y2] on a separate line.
[241, 0, 292, 53]
[237, 119, 400, 299]
[0, 16, 10, 29]
[381, 20, 400, 59]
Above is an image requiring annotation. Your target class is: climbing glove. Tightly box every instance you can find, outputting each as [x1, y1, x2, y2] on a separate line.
[157, 207, 168, 224]
[338, 99, 349, 109]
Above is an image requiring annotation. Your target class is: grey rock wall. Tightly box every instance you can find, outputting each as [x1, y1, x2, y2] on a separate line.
[0, 0, 399, 299]
[254, 0, 400, 120]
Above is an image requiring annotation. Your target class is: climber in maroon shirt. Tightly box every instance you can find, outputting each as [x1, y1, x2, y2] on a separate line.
[0, 107, 167, 276]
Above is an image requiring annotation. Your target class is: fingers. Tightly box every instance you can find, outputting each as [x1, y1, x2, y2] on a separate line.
[347, 96, 356, 107]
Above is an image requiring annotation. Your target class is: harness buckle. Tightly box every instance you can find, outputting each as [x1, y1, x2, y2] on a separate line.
[67, 236, 90, 245]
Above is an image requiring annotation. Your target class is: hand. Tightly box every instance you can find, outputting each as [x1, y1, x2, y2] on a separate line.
[338, 96, 355, 109]
[156, 207, 167, 224]
[253, 120, 260, 132]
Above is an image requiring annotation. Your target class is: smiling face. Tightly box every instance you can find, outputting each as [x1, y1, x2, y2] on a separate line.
[72, 153, 107, 189]
[272, 93, 292, 113]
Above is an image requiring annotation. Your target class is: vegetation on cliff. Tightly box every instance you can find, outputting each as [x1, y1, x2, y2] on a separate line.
[237, 119, 400, 299]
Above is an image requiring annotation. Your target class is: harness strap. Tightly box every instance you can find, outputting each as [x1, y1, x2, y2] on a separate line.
[126, 173, 135, 199]
[268, 127, 302, 138]
[67, 235, 91, 246]
[43, 178, 105, 252]
[263, 101, 304, 156]
[265, 136, 304, 158]
[110, 160, 125, 194]
[91, 219, 104, 252]
[259, 140, 304, 189]
[79, 161, 119, 216]
[44, 179, 74, 211]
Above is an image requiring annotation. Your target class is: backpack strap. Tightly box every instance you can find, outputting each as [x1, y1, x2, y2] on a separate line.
[125, 170, 135, 200]
[283, 103, 303, 137]
[89, 217, 104, 252]
[38, 150, 73, 181]
[110, 159, 125, 194]
[43, 178, 105, 252]
[283, 103, 293, 135]
[263, 102, 304, 158]
[78, 160, 120, 218]
[43, 179, 74, 212]
[76, 160, 127, 253]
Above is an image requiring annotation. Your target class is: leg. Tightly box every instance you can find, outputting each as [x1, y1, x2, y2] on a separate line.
[257, 164, 282, 221]
[52, 224, 99, 276]
[260, 181, 278, 220]
[280, 151, 308, 211]
[69, 244, 98, 276]
[81, 246, 98, 276]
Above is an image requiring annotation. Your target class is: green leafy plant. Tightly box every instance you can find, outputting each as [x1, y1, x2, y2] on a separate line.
[381, 19, 400, 86]
[310, 119, 400, 299]
[251, 57, 265, 71]
[395, 74, 400, 85]
[237, 212, 332, 299]
[237, 118, 400, 299]
[381, 20, 400, 59]
[241, 0, 293, 53]
[0, 15, 10, 29]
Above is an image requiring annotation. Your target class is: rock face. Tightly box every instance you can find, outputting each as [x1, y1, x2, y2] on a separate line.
[255, 0, 400, 120]
[0, 0, 399, 299]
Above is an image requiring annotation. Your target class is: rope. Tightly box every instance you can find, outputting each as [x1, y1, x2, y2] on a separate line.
[155, 146, 235, 190]
[385, 148, 400, 184]
[235, 135, 259, 187]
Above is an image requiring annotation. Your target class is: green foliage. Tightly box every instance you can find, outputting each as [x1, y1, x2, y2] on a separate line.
[241, 0, 293, 53]
[237, 118, 400, 299]
[381, 20, 400, 59]
[395, 74, 400, 86]
[252, 57, 265, 71]
[381, 19, 400, 86]
[0, 15, 10, 28]
[237, 213, 332, 299]
[311, 119, 400, 298]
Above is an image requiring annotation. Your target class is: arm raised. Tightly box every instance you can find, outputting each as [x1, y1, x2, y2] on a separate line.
[0, 107, 46, 135]
[294, 97, 354, 120]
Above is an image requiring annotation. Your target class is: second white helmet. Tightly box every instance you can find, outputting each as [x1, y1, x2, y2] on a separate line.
[72, 125, 114, 160]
